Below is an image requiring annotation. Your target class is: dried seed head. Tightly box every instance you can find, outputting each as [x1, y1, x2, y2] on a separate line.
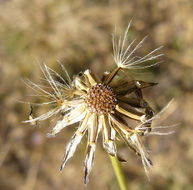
[24, 22, 167, 184]
[85, 83, 117, 114]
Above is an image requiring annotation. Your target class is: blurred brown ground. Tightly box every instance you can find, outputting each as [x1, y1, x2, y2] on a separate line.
[0, 0, 193, 190]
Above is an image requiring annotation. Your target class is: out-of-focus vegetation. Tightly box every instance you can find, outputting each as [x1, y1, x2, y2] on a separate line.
[0, 0, 193, 190]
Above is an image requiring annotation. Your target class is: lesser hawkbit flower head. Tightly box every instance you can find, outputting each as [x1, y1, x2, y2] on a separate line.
[24, 23, 173, 184]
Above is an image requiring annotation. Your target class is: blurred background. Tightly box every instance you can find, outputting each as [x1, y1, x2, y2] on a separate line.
[0, 0, 193, 190]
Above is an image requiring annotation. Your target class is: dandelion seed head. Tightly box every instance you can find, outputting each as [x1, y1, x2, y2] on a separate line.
[23, 22, 174, 184]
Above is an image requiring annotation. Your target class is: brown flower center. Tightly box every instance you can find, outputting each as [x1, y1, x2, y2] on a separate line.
[85, 83, 117, 114]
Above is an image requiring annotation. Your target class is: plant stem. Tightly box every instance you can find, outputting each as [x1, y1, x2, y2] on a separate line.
[109, 155, 128, 190]
[104, 67, 121, 84]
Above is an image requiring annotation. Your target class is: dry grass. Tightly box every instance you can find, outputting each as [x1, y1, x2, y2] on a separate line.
[0, 0, 193, 189]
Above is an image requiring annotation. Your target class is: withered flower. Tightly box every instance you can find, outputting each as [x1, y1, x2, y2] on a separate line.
[24, 22, 173, 184]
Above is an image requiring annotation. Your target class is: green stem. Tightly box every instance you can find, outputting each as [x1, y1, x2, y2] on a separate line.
[109, 155, 128, 190]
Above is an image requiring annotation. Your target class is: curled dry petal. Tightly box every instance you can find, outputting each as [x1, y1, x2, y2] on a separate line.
[129, 134, 153, 179]
[84, 143, 96, 184]
[60, 132, 83, 171]
[47, 105, 86, 137]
